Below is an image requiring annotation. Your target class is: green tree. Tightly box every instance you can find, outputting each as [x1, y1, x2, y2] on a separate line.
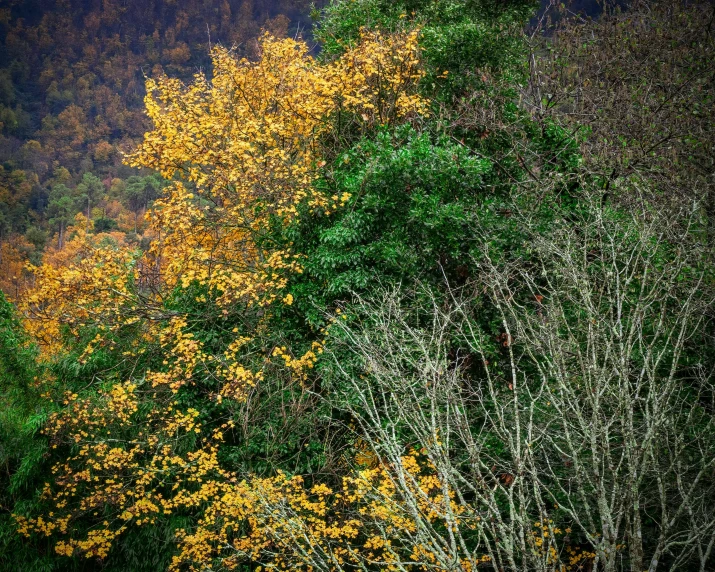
[74, 172, 104, 225]
[123, 174, 163, 231]
[47, 183, 75, 249]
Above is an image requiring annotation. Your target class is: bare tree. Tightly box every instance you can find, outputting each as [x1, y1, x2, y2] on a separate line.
[323, 196, 715, 571]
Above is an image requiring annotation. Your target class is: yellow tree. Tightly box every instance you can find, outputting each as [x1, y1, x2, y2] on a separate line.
[127, 29, 428, 400]
[16, 28, 429, 562]
[129, 30, 426, 308]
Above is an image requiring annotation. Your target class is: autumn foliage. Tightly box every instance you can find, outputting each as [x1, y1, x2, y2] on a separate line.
[14, 27, 433, 566]
[2, 2, 714, 571]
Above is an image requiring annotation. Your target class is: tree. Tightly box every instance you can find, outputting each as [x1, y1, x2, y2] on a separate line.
[14, 28, 431, 562]
[74, 172, 104, 225]
[123, 174, 163, 232]
[93, 217, 118, 233]
[47, 183, 75, 249]
[320, 194, 715, 572]
[530, 0, 715, 239]
[23, 226, 47, 265]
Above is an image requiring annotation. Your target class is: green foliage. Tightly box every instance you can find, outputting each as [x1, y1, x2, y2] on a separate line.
[290, 126, 491, 301]
[0, 293, 54, 571]
[0, 290, 39, 422]
[316, 0, 538, 96]
[47, 184, 74, 229]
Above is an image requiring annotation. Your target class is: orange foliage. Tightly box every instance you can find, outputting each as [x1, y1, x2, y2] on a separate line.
[0, 235, 34, 301]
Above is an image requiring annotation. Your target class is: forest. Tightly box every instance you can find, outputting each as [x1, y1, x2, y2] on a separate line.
[0, 0, 713, 570]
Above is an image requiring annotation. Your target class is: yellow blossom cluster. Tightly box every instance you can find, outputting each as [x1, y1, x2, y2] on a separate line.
[15, 383, 229, 560]
[15, 27, 430, 565]
[529, 520, 599, 571]
[127, 29, 427, 309]
[171, 452, 488, 571]
[270, 341, 323, 382]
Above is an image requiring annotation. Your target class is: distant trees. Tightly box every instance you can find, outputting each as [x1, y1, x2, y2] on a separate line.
[0, 0, 323, 185]
[530, 0, 715, 238]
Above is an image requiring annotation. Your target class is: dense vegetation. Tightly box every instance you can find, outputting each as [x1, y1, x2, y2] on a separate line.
[1, 0, 713, 571]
